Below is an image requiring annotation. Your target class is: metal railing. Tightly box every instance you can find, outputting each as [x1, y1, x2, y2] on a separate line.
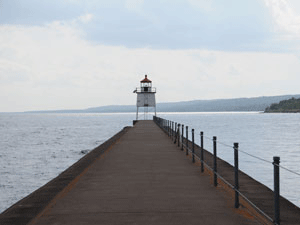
[153, 116, 286, 225]
[134, 87, 156, 93]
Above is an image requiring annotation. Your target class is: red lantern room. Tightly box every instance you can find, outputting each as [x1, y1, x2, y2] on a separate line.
[140, 75, 152, 92]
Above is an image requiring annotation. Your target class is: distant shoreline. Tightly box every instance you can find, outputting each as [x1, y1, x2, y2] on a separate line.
[2, 94, 300, 114]
[264, 110, 300, 113]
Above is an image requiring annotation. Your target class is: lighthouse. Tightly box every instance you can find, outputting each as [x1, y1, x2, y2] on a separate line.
[134, 75, 156, 120]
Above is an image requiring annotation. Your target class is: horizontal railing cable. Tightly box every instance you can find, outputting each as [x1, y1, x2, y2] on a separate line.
[214, 167, 273, 222]
[203, 136, 213, 141]
[201, 134, 277, 164]
[275, 164, 300, 177]
[236, 187, 274, 222]
[215, 140, 235, 149]
[182, 140, 274, 223]
[153, 116, 291, 225]
[203, 134, 300, 178]
[237, 148, 274, 164]
[217, 139, 300, 178]
[154, 116, 300, 225]
[177, 121, 300, 178]
[198, 132, 277, 165]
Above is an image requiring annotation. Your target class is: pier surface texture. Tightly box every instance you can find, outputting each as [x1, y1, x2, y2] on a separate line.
[3, 121, 263, 225]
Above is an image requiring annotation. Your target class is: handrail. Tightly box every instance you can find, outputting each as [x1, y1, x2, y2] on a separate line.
[134, 87, 156, 93]
[153, 116, 286, 225]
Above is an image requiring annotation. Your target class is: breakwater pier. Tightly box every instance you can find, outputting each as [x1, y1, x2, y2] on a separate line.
[0, 119, 300, 224]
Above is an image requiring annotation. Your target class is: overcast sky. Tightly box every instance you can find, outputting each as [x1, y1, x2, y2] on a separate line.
[1, 0, 300, 112]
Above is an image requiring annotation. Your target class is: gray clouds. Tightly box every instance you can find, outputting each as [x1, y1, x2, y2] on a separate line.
[1, 0, 273, 51]
[1, 0, 300, 111]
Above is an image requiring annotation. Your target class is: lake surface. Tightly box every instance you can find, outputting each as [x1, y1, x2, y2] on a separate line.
[0, 112, 300, 212]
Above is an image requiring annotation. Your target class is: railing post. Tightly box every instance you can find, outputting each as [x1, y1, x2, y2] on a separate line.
[192, 129, 195, 163]
[213, 136, 217, 187]
[170, 121, 172, 138]
[186, 126, 189, 155]
[169, 121, 171, 137]
[173, 122, 176, 143]
[273, 156, 280, 225]
[234, 143, 239, 208]
[168, 120, 170, 137]
[175, 122, 177, 143]
[177, 124, 180, 147]
[167, 120, 168, 136]
[172, 121, 174, 140]
[171, 121, 172, 137]
[181, 124, 184, 151]
[200, 132, 204, 173]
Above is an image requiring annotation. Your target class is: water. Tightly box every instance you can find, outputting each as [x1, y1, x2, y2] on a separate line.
[0, 113, 135, 213]
[0, 112, 300, 212]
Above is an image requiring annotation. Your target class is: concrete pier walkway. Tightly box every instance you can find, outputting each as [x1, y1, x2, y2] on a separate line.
[24, 120, 260, 225]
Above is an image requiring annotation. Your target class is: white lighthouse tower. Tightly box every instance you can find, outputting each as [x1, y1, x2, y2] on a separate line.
[134, 75, 156, 120]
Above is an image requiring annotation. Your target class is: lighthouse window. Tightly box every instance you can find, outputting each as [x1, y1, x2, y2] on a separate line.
[144, 87, 148, 92]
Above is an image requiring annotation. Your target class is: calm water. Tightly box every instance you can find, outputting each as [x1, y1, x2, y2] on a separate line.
[0, 112, 300, 212]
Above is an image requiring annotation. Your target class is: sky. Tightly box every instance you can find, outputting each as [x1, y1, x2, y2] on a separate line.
[1, 0, 300, 112]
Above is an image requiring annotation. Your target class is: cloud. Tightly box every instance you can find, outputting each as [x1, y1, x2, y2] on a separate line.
[1, 16, 300, 112]
[0, 0, 275, 51]
[78, 13, 94, 23]
[0, 59, 30, 84]
[264, 0, 300, 38]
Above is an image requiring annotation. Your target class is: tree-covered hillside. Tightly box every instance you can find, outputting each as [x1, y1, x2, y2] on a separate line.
[265, 98, 300, 113]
